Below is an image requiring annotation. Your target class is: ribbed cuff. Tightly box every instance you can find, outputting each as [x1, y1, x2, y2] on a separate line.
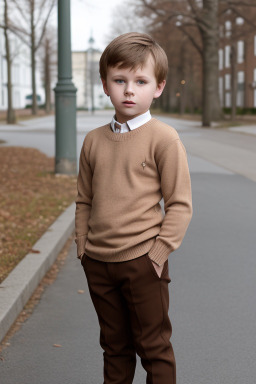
[147, 240, 172, 266]
[75, 235, 87, 258]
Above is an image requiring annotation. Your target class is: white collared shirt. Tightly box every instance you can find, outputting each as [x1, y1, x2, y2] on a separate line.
[110, 111, 152, 133]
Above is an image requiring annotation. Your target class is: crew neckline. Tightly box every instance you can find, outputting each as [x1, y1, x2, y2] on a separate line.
[104, 118, 155, 142]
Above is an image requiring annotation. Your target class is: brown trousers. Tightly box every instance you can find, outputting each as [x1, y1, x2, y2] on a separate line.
[81, 253, 176, 384]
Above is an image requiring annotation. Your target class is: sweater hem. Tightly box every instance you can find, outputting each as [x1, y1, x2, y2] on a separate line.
[84, 238, 155, 263]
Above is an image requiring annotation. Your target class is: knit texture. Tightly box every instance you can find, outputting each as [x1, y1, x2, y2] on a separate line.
[75, 118, 192, 266]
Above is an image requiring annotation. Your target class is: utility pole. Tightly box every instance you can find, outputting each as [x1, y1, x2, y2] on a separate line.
[54, 0, 77, 174]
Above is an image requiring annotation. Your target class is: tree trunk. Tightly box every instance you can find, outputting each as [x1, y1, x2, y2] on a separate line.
[44, 38, 51, 114]
[201, 0, 222, 127]
[4, 0, 16, 124]
[231, 42, 237, 121]
[31, 1, 38, 115]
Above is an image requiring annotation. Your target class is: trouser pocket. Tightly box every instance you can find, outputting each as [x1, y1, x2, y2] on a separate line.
[145, 254, 171, 282]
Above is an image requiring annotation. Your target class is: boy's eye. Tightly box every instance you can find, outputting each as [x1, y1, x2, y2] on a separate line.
[115, 79, 124, 84]
[137, 80, 146, 85]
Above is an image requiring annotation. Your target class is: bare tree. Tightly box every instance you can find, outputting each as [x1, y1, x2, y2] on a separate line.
[106, 2, 145, 43]
[9, 0, 56, 115]
[38, 26, 57, 114]
[1, 0, 16, 123]
[138, 0, 223, 127]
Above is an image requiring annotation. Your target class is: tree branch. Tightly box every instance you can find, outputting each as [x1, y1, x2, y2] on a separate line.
[226, 0, 256, 6]
[229, 5, 256, 29]
[178, 24, 203, 56]
[140, 0, 166, 17]
[35, 0, 55, 51]
[35, 0, 51, 26]
[10, 0, 30, 25]
[187, 0, 201, 19]
[8, 25, 30, 47]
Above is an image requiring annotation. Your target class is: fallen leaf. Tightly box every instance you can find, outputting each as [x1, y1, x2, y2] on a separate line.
[77, 289, 85, 294]
[28, 249, 41, 254]
[53, 344, 62, 348]
[0, 210, 10, 219]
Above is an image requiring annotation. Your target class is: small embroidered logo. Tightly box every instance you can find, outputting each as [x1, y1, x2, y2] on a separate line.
[141, 159, 147, 170]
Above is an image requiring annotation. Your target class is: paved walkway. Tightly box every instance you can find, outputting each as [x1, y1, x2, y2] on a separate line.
[1, 112, 256, 383]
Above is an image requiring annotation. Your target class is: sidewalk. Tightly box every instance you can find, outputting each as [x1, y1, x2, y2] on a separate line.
[228, 125, 256, 136]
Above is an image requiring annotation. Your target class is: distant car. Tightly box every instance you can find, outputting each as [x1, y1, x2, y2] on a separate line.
[25, 94, 43, 107]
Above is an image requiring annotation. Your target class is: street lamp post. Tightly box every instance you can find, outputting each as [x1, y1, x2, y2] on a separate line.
[54, 0, 77, 174]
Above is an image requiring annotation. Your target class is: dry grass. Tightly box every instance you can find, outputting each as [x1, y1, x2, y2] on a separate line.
[0, 109, 53, 123]
[0, 147, 77, 283]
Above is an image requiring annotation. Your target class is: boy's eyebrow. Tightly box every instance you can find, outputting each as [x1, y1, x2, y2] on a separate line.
[111, 74, 151, 80]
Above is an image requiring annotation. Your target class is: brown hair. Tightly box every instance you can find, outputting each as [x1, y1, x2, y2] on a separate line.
[99, 32, 168, 84]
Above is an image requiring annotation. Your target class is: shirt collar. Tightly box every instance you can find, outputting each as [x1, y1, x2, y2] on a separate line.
[110, 110, 152, 132]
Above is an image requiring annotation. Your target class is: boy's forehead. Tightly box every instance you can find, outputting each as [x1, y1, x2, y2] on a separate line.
[107, 56, 156, 75]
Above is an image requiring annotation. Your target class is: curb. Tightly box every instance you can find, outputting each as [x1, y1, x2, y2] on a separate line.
[0, 202, 75, 343]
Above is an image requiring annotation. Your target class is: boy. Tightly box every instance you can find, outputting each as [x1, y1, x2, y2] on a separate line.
[75, 32, 192, 384]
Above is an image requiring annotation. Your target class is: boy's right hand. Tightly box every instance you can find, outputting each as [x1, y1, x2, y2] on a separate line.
[151, 260, 164, 278]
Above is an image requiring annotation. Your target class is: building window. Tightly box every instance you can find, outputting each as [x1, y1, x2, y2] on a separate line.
[219, 77, 223, 106]
[236, 17, 244, 25]
[225, 45, 231, 68]
[237, 71, 244, 84]
[225, 74, 231, 90]
[254, 68, 256, 82]
[225, 21, 232, 38]
[219, 49, 223, 70]
[237, 41, 244, 63]
[237, 71, 245, 107]
[225, 92, 231, 107]
[254, 90, 256, 108]
[254, 36, 256, 56]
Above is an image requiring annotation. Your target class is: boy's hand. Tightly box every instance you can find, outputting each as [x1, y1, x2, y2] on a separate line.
[151, 260, 164, 278]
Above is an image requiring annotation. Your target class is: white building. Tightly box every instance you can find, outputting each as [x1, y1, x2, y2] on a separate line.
[72, 47, 112, 110]
[0, 28, 44, 111]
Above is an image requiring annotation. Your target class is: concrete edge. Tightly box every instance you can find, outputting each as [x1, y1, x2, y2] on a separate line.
[0, 202, 75, 343]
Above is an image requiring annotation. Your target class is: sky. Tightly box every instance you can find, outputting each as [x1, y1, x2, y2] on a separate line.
[70, 0, 124, 51]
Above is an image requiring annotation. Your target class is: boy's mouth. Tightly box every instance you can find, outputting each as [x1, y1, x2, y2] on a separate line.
[123, 101, 135, 105]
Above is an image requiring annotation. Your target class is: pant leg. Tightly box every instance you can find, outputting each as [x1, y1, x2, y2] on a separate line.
[82, 256, 136, 384]
[120, 254, 176, 384]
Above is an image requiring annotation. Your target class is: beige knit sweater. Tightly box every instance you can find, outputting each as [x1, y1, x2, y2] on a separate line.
[75, 118, 192, 266]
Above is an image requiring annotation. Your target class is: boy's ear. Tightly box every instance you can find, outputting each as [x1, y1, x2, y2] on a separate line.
[101, 78, 109, 96]
[153, 80, 166, 99]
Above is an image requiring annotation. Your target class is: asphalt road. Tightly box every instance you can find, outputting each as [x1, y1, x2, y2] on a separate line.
[1, 112, 256, 383]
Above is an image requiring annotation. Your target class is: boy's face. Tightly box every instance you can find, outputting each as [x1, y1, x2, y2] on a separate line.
[102, 55, 166, 123]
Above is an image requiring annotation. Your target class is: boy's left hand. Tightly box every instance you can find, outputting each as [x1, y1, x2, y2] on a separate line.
[151, 261, 164, 278]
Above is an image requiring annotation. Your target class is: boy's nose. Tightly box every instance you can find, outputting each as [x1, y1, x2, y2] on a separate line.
[124, 83, 134, 96]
